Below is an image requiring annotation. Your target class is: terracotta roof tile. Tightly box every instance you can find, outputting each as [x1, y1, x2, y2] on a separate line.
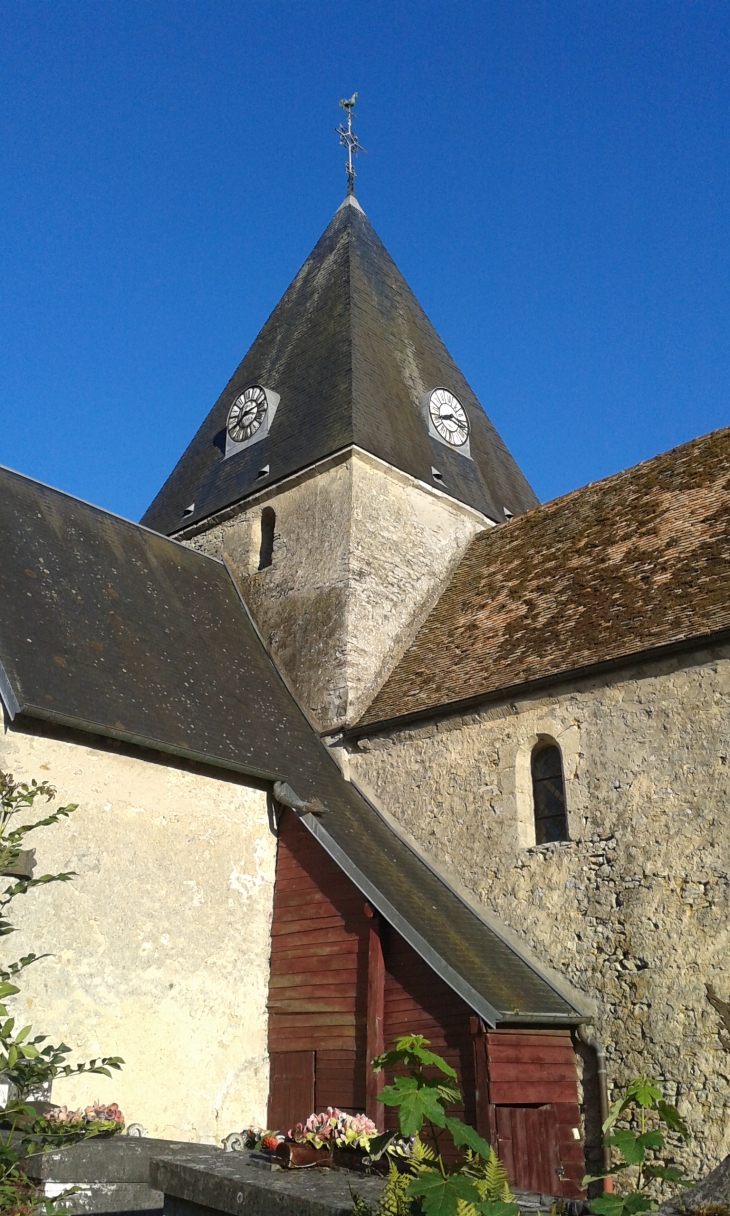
[359, 426, 730, 727]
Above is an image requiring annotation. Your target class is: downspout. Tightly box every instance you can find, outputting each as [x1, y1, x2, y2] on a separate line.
[577, 1024, 613, 1193]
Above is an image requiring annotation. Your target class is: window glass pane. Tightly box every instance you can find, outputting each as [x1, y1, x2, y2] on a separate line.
[531, 745, 568, 844]
[532, 747, 563, 781]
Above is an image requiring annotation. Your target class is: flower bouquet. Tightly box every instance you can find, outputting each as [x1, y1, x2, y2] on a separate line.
[34, 1101, 125, 1138]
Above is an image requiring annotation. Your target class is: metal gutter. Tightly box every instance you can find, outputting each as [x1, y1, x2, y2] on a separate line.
[0, 661, 20, 721]
[344, 625, 730, 740]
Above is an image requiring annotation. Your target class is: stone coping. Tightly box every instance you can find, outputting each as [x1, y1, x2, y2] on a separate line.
[150, 1149, 386, 1216]
[23, 1137, 222, 1183]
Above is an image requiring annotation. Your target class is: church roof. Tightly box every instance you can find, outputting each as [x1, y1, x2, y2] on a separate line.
[0, 465, 586, 1025]
[141, 198, 538, 534]
[356, 426, 730, 729]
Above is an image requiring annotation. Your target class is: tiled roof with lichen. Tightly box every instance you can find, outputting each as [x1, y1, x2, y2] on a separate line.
[358, 426, 730, 728]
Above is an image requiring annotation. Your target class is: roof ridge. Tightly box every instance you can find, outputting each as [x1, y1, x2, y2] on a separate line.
[524, 423, 730, 521]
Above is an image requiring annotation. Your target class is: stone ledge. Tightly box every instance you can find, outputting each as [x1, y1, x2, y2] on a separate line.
[24, 1137, 223, 1184]
[150, 1150, 386, 1216]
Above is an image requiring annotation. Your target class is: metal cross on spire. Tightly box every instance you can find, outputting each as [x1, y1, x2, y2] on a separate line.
[337, 93, 366, 195]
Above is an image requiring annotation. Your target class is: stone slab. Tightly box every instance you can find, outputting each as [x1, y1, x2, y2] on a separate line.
[24, 1137, 223, 1184]
[150, 1149, 386, 1216]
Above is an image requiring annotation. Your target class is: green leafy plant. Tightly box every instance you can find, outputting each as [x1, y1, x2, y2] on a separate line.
[0, 771, 124, 1213]
[585, 1075, 692, 1216]
[356, 1033, 518, 1216]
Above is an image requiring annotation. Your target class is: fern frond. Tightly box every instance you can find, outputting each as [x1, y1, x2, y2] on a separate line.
[456, 1202, 479, 1216]
[349, 1188, 374, 1216]
[467, 1145, 513, 1202]
[377, 1160, 411, 1216]
[410, 1134, 435, 1164]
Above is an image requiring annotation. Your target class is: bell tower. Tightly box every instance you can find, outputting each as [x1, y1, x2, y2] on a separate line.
[141, 192, 537, 729]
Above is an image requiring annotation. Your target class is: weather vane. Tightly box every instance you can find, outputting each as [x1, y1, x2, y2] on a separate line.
[337, 93, 366, 195]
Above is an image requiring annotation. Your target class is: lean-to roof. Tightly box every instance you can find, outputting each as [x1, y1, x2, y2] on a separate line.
[0, 465, 586, 1025]
[141, 198, 537, 535]
[358, 426, 730, 729]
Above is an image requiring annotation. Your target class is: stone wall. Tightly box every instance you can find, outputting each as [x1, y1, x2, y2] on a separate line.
[346, 644, 730, 1176]
[0, 719, 276, 1144]
[182, 450, 487, 729]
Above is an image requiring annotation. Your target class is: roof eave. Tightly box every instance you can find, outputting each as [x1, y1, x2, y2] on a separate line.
[345, 625, 730, 740]
[296, 811, 585, 1027]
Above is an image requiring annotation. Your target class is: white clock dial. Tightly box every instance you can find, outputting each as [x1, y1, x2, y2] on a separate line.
[227, 385, 268, 443]
[428, 389, 470, 447]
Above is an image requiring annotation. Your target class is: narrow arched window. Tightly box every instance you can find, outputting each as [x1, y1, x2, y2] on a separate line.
[258, 507, 275, 571]
[531, 744, 568, 844]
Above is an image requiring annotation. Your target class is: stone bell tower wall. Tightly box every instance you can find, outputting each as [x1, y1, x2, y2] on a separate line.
[180, 449, 488, 729]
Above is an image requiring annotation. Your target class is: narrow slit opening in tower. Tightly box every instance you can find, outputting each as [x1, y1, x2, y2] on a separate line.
[258, 507, 276, 571]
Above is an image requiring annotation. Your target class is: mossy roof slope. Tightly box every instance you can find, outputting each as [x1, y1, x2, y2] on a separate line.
[0, 465, 582, 1024]
[359, 426, 730, 727]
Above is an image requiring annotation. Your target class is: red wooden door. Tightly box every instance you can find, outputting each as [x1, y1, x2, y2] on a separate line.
[267, 1050, 315, 1134]
[474, 1028, 585, 1200]
[495, 1105, 561, 1195]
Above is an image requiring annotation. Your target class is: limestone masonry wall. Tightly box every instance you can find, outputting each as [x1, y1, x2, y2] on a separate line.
[185, 458, 352, 727]
[0, 722, 276, 1144]
[184, 451, 485, 729]
[347, 645, 730, 1176]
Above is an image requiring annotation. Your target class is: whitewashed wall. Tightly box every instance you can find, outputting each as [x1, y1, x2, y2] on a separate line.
[0, 721, 276, 1144]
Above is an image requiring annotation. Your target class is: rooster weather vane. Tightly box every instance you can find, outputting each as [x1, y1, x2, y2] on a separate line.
[337, 93, 366, 195]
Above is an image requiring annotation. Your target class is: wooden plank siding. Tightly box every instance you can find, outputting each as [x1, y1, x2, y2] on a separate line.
[267, 811, 370, 1124]
[382, 928, 477, 1161]
[485, 1029, 585, 1199]
[266, 813, 587, 1198]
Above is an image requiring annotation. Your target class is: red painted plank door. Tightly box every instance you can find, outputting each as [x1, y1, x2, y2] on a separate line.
[267, 1050, 315, 1135]
[496, 1105, 560, 1195]
[486, 1029, 585, 1200]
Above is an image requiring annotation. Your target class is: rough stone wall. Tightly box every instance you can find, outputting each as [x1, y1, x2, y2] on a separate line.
[183, 451, 486, 729]
[0, 721, 276, 1144]
[184, 458, 352, 727]
[346, 645, 730, 1177]
[345, 454, 487, 725]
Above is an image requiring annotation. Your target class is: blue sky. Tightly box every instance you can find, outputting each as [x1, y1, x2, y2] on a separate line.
[1, 1, 728, 519]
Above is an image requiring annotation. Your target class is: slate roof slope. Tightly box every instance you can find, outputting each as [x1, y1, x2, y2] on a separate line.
[0, 465, 583, 1024]
[358, 426, 730, 728]
[141, 198, 538, 535]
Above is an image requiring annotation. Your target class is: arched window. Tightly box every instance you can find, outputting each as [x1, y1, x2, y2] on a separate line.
[258, 507, 275, 571]
[531, 743, 568, 844]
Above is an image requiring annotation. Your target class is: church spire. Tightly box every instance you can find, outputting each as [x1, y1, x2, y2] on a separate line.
[336, 93, 365, 196]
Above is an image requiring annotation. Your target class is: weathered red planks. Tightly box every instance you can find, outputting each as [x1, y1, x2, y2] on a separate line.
[267, 1051, 315, 1135]
[267, 811, 371, 1119]
[485, 1029, 585, 1199]
[382, 933, 476, 1160]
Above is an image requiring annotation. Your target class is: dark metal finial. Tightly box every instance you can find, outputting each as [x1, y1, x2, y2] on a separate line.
[337, 93, 366, 195]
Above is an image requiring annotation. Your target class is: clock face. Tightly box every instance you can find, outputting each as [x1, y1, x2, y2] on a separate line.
[227, 385, 268, 443]
[428, 389, 470, 447]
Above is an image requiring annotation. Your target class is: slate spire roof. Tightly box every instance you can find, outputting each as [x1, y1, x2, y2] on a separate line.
[141, 196, 538, 534]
